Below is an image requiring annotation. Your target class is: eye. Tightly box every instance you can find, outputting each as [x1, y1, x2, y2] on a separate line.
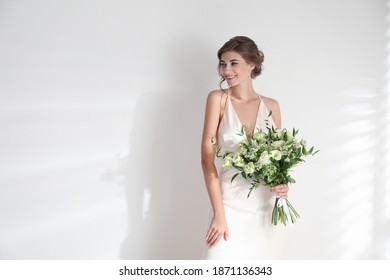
[219, 62, 226, 67]
[231, 62, 238, 66]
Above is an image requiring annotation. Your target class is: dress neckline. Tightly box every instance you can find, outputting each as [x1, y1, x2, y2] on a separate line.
[227, 89, 262, 136]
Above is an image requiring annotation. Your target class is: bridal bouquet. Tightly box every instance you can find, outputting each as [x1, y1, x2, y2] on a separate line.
[215, 113, 318, 226]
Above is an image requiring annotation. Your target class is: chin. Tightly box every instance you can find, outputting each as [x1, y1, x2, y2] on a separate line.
[227, 82, 239, 88]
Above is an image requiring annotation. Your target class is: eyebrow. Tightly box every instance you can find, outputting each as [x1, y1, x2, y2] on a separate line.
[220, 59, 240, 62]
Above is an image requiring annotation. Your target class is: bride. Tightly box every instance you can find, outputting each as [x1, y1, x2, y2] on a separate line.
[201, 36, 289, 259]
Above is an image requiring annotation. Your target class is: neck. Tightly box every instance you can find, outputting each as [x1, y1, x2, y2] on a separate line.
[229, 80, 257, 100]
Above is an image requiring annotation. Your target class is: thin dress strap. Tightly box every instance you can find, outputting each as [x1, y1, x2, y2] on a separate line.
[219, 89, 229, 121]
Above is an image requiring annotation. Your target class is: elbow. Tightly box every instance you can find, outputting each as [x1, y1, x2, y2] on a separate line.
[201, 158, 208, 168]
[201, 157, 213, 170]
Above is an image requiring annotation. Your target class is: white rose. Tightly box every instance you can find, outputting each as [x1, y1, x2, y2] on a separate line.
[270, 150, 282, 161]
[259, 151, 271, 165]
[244, 162, 255, 175]
[271, 140, 285, 148]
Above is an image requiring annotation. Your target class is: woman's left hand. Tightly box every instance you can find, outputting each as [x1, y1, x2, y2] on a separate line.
[270, 184, 289, 198]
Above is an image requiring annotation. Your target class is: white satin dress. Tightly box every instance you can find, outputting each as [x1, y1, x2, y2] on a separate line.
[202, 90, 288, 260]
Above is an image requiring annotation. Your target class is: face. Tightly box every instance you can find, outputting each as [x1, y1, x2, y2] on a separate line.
[219, 51, 254, 87]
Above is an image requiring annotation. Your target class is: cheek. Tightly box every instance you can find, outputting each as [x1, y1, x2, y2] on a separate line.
[236, 66, 251, 76]
[237, 64, 250, 71]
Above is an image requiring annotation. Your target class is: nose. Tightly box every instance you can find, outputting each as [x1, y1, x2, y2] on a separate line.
[221, 65, 233, 75]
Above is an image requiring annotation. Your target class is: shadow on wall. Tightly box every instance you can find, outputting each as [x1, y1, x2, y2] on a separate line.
[116, 35, 214, 259]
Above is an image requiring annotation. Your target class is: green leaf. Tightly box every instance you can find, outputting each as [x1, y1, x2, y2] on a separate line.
[215, 147, 221, 158]
[231, 173, 239, 183]
[247, 187, 254, 198]
[302, 145, 307, 155]
[272, 198, 279, 225]
[236, 126, 244, 136]
[286, 199, 300, 218]
[288, 177, 296, 184]
[268, 110, 272, 117]
[241, 171, 247, 180]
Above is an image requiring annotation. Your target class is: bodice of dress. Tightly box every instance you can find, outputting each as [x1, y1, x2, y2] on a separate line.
[217, 89, 275, 154]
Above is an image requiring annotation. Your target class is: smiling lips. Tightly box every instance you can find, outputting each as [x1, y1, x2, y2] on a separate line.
[225, 75, 237, 82]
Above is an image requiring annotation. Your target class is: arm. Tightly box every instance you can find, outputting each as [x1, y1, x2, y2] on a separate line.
[201, 90, 229, 247]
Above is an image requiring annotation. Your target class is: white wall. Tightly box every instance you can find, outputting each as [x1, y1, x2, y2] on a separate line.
[0, 0, 388, 259]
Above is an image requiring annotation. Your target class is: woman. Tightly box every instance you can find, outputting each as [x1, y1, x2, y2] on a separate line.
[201, 36, 289, 259]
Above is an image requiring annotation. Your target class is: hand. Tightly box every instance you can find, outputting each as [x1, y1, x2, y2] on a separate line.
[270, 183, 289, 198]
[205, 215, 229, 248]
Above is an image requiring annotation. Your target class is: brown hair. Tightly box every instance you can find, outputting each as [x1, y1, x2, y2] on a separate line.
[217, 36, 264, 89]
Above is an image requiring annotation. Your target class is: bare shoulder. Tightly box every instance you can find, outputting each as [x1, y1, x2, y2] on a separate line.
[207, 89, 226, 102]
[260, 94, 282, 128]
[202, 89, 228, 139]
[259, 95, 280, 111]
[205, 89, 228, 111]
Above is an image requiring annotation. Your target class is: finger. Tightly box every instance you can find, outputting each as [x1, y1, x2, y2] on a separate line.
[207, 234, 217, 247]
[278, 192, 288, 198]
[205, 228, 212, 240]
[206, 229, 218, 244]
[276, 189, 285, 194]
[210, 234, 222, 247]
[277, 186, 289, 193]
[208, 231, 221, 246]
[207, 231, 218, 244]
[205, 227, 215, 241]
[270, 186, 280, 192]
[224, 230, 229, 241]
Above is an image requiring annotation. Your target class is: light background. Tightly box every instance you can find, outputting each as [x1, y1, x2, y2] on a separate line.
[0, 0, 389, 259]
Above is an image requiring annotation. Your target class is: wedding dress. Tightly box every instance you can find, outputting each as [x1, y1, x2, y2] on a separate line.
[202, 89, 288, 259]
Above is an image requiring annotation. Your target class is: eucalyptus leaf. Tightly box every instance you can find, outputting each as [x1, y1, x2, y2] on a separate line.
[231, 173, 239, 183]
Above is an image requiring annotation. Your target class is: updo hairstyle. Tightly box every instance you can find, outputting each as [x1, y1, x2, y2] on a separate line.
[217, 36, 265, 88]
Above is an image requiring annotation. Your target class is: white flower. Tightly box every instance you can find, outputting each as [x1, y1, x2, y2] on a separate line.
[222, 155, 233, 167]
[246, 150, 257, 160]
[244, 162, 255, 175]
[277, 128, 286, 139]
[233, 154, 245, 167]
[259, 151, 271, 165]
[271, 140, 285, 148]
[270, 150, 282, 161]
[239, 143, 248, 155]
[253, 132, 265, 141]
